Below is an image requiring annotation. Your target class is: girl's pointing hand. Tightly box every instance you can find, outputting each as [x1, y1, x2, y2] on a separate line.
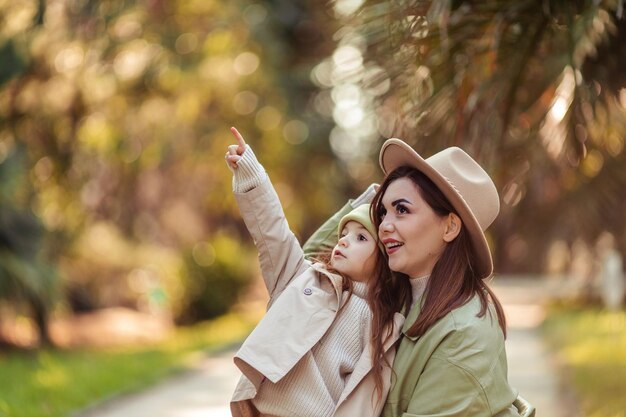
[226, 127, 247, 169]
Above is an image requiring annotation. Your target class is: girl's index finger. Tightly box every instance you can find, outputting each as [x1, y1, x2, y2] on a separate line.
[230, 127, 247, 154]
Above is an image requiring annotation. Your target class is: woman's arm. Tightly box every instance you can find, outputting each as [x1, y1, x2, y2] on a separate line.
[227, 128, 308, 301]
[302, 183, 378, 260]
[302, 201, 353, 260]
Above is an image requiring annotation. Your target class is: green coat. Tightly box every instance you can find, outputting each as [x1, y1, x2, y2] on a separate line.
[303, 202, 526, 417]
[381, 293, 520, 417]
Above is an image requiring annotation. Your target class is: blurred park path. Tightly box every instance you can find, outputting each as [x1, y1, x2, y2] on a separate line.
[490, 275, 583, 417]
[73, 276, 580, 417]
[72, 348, 240, 417]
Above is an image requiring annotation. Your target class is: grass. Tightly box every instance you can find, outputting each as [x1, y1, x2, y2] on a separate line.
[0, 312, 258, 417]
[542, 305, 626, 417]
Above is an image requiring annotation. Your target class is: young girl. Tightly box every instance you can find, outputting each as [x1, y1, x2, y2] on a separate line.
[225, 127, 405, 417]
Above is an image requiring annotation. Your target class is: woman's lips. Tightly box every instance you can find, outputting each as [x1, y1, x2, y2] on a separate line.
[383, 238, 404, 255]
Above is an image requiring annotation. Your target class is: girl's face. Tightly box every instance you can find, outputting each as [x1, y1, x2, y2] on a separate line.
[331, 221, 377, 282]
[378, 177, 448, 278]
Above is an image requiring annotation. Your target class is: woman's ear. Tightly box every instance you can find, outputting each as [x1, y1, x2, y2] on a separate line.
[443, 213, 462, 242]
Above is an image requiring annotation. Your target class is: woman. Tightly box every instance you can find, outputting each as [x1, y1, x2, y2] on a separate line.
[305, 139, 535, 417]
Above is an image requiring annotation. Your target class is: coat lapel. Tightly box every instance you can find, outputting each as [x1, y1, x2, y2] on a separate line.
[235, 265, 345, 386]
[336, 312, 405, 405]
[311, 262, 343, 306]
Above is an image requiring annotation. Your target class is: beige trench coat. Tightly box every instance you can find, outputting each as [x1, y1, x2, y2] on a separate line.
[230, 178, 404, 417]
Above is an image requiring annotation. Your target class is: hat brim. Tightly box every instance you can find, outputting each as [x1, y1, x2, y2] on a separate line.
[379, 139, 493, 279]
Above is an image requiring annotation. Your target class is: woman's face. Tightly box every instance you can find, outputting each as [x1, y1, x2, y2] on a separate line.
[378, 177, 448, 278]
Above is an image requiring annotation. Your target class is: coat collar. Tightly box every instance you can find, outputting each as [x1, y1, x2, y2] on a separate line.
[311, 261, 344, 305]
[402, 292, 426, 341]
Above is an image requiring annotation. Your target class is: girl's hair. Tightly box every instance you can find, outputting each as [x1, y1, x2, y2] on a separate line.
[370, 166, 507, 339]
[313, 231, 411, 402]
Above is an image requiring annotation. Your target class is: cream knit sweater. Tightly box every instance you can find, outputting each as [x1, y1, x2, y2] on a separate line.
[231, 146, 373, 417]
[409, 275, 429, 310]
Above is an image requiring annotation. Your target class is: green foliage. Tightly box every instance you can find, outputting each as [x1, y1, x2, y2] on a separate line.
[5, 0, 623, 342]
[542, 306, 626, 417]
[178, 234, 255, 323]
[0, 312, 257, 417]
[61, 221, 183, 313]
[0, 146, 58, 344]
[0, 39, 27, 86]
[0, 0, 339, 332]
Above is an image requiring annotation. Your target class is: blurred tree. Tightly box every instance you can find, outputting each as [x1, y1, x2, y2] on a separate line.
[324, 0, 626, 274]
[3, 0, 625, 333]
[0, 1, 57, 346]
[0, 147, 57, 346]
[178, 234, 253, 322]
[0, 0, 346, 339]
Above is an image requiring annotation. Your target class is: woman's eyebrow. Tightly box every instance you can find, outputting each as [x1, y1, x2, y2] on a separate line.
[391, 198, 412, 207]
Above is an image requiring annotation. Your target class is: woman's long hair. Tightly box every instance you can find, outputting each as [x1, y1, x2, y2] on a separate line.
[370, 166, 507, 339]
[366, 244, 411, 401]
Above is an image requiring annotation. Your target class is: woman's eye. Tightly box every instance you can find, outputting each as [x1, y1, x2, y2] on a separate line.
[396, 205, 408, 214]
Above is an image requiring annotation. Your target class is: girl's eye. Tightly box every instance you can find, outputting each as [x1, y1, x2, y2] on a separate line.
[358, 234, 368, 241]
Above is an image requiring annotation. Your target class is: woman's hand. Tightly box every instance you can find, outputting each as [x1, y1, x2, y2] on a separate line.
[225, 127, 247, 170]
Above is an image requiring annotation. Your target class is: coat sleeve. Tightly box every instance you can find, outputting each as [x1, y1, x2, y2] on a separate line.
[234, 177, 309, 301]
[302, 200, 354, 260]
[302, 183, 378, 260]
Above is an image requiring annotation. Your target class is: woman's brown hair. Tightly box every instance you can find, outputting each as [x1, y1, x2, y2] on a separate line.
[365, 242, 411, 401]
[371, 166, 507, 339]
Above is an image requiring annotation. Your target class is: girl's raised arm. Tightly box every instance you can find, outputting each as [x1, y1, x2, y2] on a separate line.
[226, 128, 308, 303]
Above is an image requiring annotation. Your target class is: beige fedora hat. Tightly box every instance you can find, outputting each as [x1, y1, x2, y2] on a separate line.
[379, 139, 500, 279]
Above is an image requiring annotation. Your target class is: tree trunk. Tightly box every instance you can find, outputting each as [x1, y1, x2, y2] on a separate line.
[30, 297, 53, 347]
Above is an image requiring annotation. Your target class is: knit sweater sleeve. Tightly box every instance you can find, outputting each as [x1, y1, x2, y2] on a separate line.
[230, 145, 267, 193]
